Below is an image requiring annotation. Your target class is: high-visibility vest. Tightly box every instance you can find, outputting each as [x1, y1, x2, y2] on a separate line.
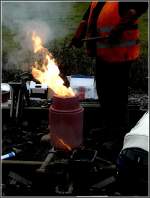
[86, 2, 98, 57]
[87, 2, 97, 26]
[87, 1, 140, 62]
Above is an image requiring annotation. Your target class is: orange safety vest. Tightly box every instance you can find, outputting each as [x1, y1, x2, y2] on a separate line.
[86, 2, 98, 57]
[87, 1, 140, 63]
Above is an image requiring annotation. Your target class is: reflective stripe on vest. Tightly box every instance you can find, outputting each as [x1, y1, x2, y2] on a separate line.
[97, 24, 139, 41]
[97, 24, 138, 33]
[97, 39, 139, 48]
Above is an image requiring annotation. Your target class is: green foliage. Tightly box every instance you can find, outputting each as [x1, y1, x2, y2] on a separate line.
[128, 11, 148, 93]
[139, 11, 148, 57]
[2, 25, 21, 71]
[2, 26, 20, 53]
[69, 2, 89, 29]
[48, 36, 94, 76]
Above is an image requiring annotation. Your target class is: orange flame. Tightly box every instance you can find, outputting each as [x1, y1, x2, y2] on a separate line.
[32, 32, 43, 53]
[52, 133, 72, 151]
[57, 138, 72, 151]
[31, 32, 75, 97]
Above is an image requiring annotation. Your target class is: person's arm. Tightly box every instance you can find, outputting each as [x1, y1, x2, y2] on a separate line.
[109, 2, 148, 43]
[119, 2, 148, 19]
[118, 2, 148, 30]
[69, 5, 90, 48]
[82, 5, 91, 21]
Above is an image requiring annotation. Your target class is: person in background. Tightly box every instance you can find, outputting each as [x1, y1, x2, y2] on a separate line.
[116, 111, 149, 195]
[69, 1, 148, 160]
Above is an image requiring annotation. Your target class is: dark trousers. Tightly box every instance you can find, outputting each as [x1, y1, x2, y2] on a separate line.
[95, 58, 131, 139]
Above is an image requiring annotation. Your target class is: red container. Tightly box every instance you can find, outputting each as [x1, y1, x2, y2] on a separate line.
[2, 91, 10, 103]
[49, 95, 84, 151]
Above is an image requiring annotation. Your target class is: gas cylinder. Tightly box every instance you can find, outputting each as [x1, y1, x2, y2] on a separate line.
[49, 95, 84, 151]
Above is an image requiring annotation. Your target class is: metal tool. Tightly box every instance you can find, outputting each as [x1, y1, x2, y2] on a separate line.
[36, 147, 55, 173]
[82, 36, 109, 42]
[9, 72, 32, 120]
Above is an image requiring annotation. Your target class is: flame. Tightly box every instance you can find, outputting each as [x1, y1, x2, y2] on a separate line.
[52, 133, 72, 151]
[32, 32, 43, 53]
[31, 32, 75, 97]
[57, 138, 72, 151]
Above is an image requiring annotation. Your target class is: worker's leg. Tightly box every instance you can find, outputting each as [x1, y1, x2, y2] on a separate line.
[95, 59, 132, 160]
[95, 59, 131, 140]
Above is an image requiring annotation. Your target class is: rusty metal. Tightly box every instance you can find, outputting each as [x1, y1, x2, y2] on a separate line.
[2, 160, 43, 166]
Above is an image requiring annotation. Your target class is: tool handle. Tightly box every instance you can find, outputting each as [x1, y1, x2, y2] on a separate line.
[82, 36, 109, 42]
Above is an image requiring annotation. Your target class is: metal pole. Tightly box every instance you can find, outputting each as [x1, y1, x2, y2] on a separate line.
[82, 36, 109, 42]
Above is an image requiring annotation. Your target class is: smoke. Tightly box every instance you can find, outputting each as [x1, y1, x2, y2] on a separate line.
[2, 2, 73, 71]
